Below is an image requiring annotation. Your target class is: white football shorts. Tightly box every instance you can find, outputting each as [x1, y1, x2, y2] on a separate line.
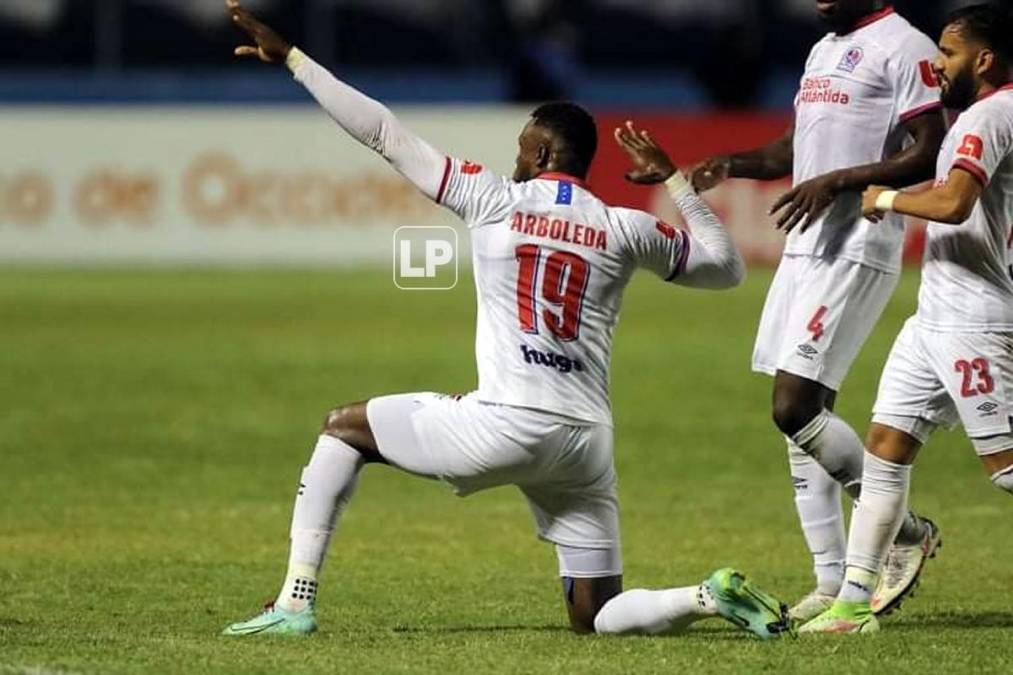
[366, 392, 621, 571]
[872, 318, 1013, 455]
[752, 253, 899, 390]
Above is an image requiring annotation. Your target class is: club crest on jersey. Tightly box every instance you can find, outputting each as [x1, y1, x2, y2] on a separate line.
[837, 47, 864, 73]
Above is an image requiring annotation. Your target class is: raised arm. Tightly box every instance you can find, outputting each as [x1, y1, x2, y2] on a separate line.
[617, 122, 746, 289]
[227, 0, 446, 201]
[690, 124, 795, 193]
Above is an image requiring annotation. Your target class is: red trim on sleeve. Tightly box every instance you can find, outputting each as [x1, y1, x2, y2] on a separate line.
[435, 156, 452, 204]
[952, 158, 988, 186]
[899, 101, 943, 124]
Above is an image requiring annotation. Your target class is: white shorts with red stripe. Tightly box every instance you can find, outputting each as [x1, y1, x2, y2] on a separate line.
[873, 318, 1013, 454]
[752, 253, 899, 390]
[366, 392, 621, 553]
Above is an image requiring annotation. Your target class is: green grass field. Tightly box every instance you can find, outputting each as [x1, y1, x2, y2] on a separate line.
[1, 267, 1010, 674]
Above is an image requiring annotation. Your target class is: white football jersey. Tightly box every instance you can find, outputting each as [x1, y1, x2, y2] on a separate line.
[917, 86, 1013, 332]
[437, 161, 690, 426]
[789, 7, 941, 272]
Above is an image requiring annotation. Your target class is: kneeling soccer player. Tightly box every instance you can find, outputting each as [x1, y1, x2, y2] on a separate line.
[802, 3, 1013, 634]
[221, 0, 789, 640]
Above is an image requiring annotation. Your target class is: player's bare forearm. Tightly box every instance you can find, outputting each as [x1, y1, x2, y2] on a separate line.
[864, 170, 982, 225]
[827, 111, 947, 192]
[893, 188, 971, 224]
[690, 125, 793, 192]
[727, 129, 795, 181]
[771, 112, 946, 233]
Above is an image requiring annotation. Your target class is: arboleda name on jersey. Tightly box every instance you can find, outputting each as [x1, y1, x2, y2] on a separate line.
[519, 344, 585, 374]
[511, 211, 608, 251]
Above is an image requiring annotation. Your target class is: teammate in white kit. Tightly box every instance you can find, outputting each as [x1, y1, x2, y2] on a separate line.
[803, 3, 1013, 634]
[220, 1, 791, 639]
[691, 0, 947, 620]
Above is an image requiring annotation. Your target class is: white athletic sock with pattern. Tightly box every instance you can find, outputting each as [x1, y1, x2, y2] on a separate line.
[792, 411, 864, 496]
[787, 438, 845, 595]
[793, 411, 926, 546]
[277, 434, 364, 612]
[839, 451, 911, 604]
[594, 584, 717, 635]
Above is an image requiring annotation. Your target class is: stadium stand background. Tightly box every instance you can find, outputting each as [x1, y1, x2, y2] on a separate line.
[0, 1, 978, 265]
[0, 1, 983, 106]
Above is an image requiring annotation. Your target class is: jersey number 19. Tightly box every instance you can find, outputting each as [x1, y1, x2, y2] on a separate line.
[515, 245, 589, 341]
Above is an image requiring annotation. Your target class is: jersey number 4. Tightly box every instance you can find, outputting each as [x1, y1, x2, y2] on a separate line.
[515, 245, 589, 341]
[807, 306, 828, 342]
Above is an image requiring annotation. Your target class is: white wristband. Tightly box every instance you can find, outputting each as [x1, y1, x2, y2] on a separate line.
[286, 46, 306, 73]
[665, 171, 693, 199]
[875, 190, 899, 213]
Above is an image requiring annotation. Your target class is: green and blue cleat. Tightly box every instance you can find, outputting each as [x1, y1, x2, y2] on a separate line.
[706, 568, 793, 640]
[222, 602, 317, 637]
[799, 600, 880, 634]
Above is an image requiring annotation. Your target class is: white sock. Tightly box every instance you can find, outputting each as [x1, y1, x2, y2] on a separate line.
[787, 438, 845, 595]
[277, 434, 364, 612]
[839, 451, 911, 604]
[594, 584, 717, 635]
[792, 410, 864, 497]
[794, 412, 926, 546]
[839, 567, 879, 605]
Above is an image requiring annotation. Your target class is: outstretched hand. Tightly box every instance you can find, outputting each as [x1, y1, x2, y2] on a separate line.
[227, 0, 291, 64]
[769, 172, 840, 234]
[614, 121, 678, 185]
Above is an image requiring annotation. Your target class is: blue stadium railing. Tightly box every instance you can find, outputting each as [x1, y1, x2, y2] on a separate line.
[0, 69, 801, 108]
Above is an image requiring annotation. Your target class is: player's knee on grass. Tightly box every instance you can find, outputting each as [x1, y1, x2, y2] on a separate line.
[771, 374, 831, 437]
[562, 576, 622, 634]
[321, 402, 383, 462]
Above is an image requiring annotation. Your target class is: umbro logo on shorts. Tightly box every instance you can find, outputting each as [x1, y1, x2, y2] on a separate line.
[977, 401, 999, 415]
[797, 344, 819, 359]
